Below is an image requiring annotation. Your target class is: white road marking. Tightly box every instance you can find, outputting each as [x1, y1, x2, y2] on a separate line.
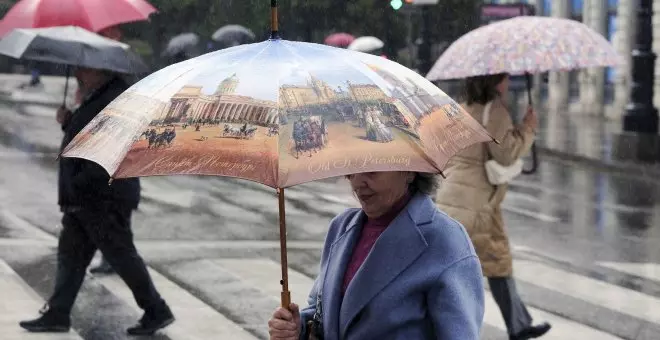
[501, 204, 561, 223]
[0, 209, 57, 241]
[598, 262, 660, 283]
[0, 260, 83, 340]
[483, 286, 622, 339]
[513, 259, 660, 324]
[213, 258, 315, 307]
[93, 266, 258, 340]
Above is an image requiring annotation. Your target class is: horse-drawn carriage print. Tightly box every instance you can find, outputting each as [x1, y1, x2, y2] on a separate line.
[222, 123, 258, 139]
[141, 126, 177, 149]
[291, 115, 328, 158]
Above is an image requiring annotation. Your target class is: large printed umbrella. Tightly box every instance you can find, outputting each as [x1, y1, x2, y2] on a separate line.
[0, 0, 157, 37]
[61, 0, 493, 308]
[426, 16, 621, 174]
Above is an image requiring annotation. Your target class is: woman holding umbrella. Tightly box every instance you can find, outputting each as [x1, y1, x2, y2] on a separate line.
[268, 171, 485, 339]
[434, 74, 551, 340]
[426, 15, 622, 340]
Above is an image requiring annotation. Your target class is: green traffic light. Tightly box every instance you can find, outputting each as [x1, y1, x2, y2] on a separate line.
[390, 0, 403, 10]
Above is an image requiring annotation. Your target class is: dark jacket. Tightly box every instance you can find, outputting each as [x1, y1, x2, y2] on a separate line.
[58, 76, 140, 211]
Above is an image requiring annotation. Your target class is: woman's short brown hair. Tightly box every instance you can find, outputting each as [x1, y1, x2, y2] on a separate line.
[463, 73, 507, 105]
[410, 172, 439, 196]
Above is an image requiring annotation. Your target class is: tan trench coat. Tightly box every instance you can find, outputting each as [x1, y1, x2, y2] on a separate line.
[435, 98, 534, 277]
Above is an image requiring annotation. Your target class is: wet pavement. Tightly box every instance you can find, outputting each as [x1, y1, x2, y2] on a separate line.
[1, 79, 660, 339]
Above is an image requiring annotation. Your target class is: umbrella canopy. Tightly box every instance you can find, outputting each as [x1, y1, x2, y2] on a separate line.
[0, 0, 157, 37]
[162, 32, 200, 58]
[0, 26, 148, 74]
[60, 39, 492, 189]
[324, 32, 355, 48]
[348, 36, 384, 53]
[426, 16, 622, 81]
[211, 24, 256, 46]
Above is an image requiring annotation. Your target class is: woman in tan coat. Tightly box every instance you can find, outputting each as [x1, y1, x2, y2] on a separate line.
[435, 74, 551, 340]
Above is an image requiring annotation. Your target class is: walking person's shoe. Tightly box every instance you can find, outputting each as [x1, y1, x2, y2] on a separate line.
[126, 303, 175, 336]
[19, 305, 71, 333]
[510, 322, 552, 340]
[89, 259, 115, 274]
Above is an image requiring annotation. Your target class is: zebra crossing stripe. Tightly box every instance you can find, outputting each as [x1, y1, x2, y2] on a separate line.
[597, 262, 660, 284]
[213, 258, 315, 307]
[513, 259, 660, 324]
[0, 260, 83, 340]
[92, 266, 258, 340]
[482, 287, 622, 339]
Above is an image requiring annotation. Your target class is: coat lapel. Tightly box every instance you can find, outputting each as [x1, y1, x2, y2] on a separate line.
[322, 212, 364, 340]
[338, 194, 434, 339]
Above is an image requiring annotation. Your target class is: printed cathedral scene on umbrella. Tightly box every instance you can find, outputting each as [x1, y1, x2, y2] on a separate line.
[60, 0, 493, 308]
[426, 16, 621, 173]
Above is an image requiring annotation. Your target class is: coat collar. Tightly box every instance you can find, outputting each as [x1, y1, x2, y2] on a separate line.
[321, 194, 435, 340]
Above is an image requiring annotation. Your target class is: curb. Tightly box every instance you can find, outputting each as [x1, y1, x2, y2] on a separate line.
[537, 146, 660, 181]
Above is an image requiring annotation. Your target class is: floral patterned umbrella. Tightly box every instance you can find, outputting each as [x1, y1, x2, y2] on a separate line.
[426, 16, 622, 81]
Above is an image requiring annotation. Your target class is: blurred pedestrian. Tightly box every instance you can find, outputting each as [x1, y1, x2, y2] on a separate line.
[20, 66, 175, 336]
[268, 171, 484, 339]
[76, 25, 135, 274]
[435, 73, 551, 340]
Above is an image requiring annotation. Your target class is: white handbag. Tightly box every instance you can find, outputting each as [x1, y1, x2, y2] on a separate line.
[481, 101, 523, 185]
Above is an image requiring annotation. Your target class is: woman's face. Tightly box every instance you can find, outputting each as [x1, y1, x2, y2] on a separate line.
[347, 171, 414, 218]
[496, 75, 510, 95]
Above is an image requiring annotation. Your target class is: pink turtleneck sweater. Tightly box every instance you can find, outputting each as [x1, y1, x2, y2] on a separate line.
[341, 193, 412, 296]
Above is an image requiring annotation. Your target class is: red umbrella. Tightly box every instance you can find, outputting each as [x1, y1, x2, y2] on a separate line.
[0, 0, 157, 37]
[324, 32, 355, 48]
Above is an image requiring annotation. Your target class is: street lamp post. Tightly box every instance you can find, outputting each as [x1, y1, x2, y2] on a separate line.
[623, 0, 658, 134]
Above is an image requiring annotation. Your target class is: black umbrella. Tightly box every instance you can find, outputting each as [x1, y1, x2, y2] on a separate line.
[0, 26, 148, 106]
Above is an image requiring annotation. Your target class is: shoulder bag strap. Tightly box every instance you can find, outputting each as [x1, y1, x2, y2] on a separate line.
[482, 101, 494, 162]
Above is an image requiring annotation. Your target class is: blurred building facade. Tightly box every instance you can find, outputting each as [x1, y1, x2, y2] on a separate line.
[484, 0, 654, 119]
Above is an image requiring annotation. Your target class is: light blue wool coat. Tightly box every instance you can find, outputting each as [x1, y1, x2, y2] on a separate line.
[299, 194, 485, 340]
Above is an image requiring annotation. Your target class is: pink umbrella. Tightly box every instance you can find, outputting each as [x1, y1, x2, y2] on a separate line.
[324, 32, 355, 48]
[0, 0, 157, 38]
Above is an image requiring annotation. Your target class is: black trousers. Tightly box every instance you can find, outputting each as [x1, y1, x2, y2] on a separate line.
[47, 208, 164, 315]
[488, 277, 533, 335]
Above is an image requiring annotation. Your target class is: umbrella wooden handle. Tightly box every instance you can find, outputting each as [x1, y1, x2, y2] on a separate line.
[278, 188, 291, 309]
[281, 290, 291, 309]
[270, 0, 279, 38]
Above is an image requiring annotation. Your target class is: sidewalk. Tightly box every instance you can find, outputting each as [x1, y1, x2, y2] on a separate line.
[533, 107, 660, 180]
